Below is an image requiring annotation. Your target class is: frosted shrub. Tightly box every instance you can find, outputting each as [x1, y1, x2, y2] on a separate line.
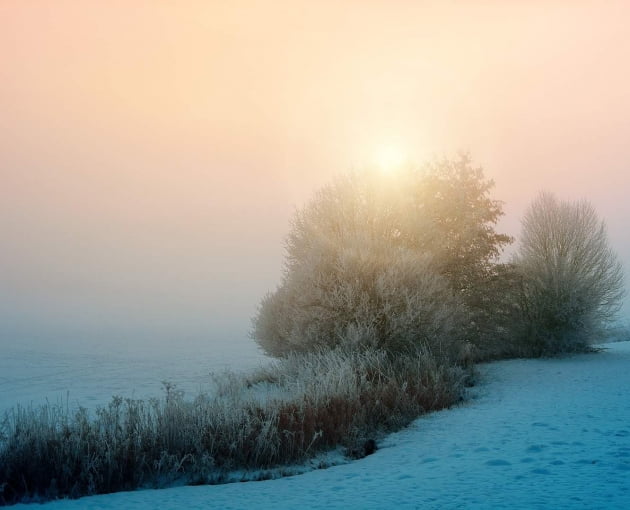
[515, 193, 624, 355]
[254, 237, 464, 358]
[0, 349, 464, 505]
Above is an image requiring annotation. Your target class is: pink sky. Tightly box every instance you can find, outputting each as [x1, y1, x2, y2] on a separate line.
[1, 1, 629, 350]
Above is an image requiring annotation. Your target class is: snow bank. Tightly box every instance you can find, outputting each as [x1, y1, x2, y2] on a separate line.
[11, 342, 630, 509]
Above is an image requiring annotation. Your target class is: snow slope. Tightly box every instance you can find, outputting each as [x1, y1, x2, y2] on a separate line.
[10, 342, 630, 509]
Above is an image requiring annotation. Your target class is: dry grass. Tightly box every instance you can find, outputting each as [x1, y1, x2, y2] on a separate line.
[0, 347, 465, 505]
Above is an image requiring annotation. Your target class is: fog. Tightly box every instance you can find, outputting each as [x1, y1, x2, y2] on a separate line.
[2, 1, 630, 356]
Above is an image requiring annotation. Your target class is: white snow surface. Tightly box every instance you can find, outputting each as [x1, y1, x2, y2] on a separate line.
[0, 344, 267, 415]
[9, 342, 630, 509]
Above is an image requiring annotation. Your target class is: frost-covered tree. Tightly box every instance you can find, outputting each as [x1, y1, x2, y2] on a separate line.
[253, 155, 512, 357]
[515, 192, 624, 355]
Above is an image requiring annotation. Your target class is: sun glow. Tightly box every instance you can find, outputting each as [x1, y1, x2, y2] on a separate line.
[375, 144, 406, 174]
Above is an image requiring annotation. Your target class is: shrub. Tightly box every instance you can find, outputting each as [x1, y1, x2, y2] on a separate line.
[515, 192, 625, 355]
[254, 237, 464, 359]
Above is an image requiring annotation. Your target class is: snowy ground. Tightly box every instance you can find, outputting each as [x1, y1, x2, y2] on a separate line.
[0, 343, 267, 415]
[7, 342, 630, 509]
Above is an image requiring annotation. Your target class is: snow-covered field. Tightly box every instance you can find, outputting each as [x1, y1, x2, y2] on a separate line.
[0, 342, 267, 416]
[5, 341, 630, 509]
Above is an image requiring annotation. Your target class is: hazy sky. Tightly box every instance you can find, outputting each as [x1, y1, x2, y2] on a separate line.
[2, 1, 629, 353]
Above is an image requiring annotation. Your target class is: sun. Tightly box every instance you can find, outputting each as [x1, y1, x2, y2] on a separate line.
[375, 144, 406, 174]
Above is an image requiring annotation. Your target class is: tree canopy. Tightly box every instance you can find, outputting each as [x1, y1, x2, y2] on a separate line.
[253, 154, 512, 358]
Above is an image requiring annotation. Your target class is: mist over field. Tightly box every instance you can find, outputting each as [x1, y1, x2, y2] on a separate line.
[4, 3, 630, 509]
[2, 0, 630, 359]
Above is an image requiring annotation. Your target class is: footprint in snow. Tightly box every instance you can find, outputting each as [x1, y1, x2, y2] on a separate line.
[615, 461, 630, 471]
[574, 459, 600, 465]
[485, 459, 511, 466]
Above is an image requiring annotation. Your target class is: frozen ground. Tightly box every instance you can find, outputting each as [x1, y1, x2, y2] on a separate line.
[5, 341, 630, 508]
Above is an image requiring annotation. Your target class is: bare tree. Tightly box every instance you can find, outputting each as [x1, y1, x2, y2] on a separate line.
[516, 192, 624, 355]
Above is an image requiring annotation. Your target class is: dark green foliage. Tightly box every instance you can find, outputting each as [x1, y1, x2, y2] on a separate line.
[410, 155, 513, 293]
[463, 262, 524, 360]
